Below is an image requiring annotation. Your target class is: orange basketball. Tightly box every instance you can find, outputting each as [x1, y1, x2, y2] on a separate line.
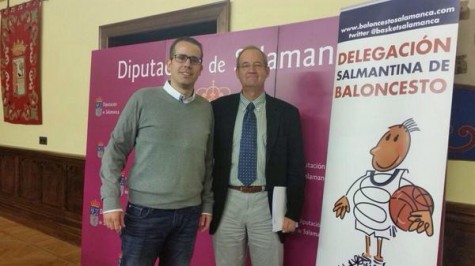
[389, 185, 434, 231]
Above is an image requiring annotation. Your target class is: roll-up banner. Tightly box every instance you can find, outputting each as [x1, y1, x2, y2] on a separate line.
[316, 0, 459, 265]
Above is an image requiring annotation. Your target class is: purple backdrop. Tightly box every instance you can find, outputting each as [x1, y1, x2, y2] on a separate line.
[82, 17, 338, 266]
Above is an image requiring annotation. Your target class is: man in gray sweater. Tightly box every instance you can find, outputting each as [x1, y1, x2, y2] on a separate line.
[100, 36, 213, 266]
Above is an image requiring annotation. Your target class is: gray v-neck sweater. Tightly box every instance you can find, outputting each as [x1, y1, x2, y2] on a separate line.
[100, 87, 214, 214]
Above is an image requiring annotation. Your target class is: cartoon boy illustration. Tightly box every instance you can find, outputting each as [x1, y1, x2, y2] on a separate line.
[333, 118, 434, 264]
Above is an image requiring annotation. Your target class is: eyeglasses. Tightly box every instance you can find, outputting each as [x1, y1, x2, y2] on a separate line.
[173, 54, 202, 65]
[237, 62, 266, 70]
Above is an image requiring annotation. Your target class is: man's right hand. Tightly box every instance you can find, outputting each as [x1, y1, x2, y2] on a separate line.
[103, 211, 125, 232]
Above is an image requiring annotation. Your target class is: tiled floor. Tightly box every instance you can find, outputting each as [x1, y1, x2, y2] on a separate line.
[0, 216, 81, 265]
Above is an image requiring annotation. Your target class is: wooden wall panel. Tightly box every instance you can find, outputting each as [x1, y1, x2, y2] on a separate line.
[41, 161, 65, 208]
[0, 146, 84, 245]
[0, 153, 16, 195]
[442, 202, 475, 266]
[18, 157, 42, 201]
[65, 164, 85, 214]
[0, 146, 474, 258]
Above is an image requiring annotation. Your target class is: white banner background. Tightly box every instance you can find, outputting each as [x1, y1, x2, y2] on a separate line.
[316, 0, 459, 265]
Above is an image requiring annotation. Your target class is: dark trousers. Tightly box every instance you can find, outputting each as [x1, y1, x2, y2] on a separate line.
[120, 202, 200, 266]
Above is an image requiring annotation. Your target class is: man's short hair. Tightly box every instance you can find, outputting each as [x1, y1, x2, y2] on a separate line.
[235, 45, 268, 67]
[169, 37, 203, 60]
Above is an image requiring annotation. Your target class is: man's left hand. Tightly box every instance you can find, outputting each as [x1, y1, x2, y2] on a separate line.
[199, 213, 212, 232]
[282, 217, 298, 233]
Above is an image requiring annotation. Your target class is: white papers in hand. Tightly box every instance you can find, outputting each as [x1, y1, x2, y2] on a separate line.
[272, 186, 287, 232]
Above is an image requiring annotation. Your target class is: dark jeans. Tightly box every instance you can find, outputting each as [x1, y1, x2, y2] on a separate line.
[120, 202, 200, 266]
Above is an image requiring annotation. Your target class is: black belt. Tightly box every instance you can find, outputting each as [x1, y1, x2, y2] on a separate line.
[229, 185, 266, 193]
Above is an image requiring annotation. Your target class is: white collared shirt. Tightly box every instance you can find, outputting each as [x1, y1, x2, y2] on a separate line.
[163, 80, 196, 104]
